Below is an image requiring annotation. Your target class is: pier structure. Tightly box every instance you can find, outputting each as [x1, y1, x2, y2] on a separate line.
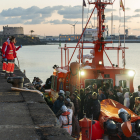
[0, 57, 74, 140]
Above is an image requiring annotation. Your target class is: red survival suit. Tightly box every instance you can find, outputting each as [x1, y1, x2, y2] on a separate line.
[5, 42, 20, 76]
[1, 38, 10, 73]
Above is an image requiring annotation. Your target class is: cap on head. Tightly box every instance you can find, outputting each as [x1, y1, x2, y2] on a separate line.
[66, 98, 71, 103]
[65, 91, 70, 97]
[85, 87, 90, 91]
[59, 90, 65, 95]
[72, 93, 77, 98]
[61, 105, 67, 112]
[138, 85, 140, 88]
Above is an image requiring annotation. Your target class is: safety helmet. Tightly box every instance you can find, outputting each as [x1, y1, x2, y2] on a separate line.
[59, 90, 65, 95]
[61, 105, 67, 112]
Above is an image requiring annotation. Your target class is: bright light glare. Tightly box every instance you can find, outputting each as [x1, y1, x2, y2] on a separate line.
[81, 71, 85, 76]
[99, 61, 102, 65]
[128, 71, 135, 77]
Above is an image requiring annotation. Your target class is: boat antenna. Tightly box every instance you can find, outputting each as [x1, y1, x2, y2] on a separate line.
[82, 0, 86, 64]
[124, 0, 126, 68]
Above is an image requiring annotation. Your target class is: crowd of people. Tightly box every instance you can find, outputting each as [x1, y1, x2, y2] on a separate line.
[41, 83, 140, 138]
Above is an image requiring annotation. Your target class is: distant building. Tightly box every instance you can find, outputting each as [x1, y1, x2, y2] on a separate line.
[3, 25, 24, 36]
[59, 34, 80, 41]
[46, 36, 53, 41]
[46, 36, 59, 41]
[119, 34, 126, 40]
[128, 35, 137, 39]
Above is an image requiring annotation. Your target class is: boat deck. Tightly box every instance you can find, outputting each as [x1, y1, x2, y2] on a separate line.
[0, 57, 74, 140]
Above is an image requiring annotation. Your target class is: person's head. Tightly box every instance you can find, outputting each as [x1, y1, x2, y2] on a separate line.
[118, 86, 122, 93]
[59, 90, 65, 96]
[75, 89, 79, 94]
[93, 83, 97, 89]
[105, 83, 110, 89]
[137, 97, 140, 104]
[85, 87, 90, 94]
[88, 92, 93, 99]
[138, 85, 140, 91]
[36, 77, 39, 82]
[64, 98, 71, 105]
[109, 89, 114, 95]
[98, 87, 102, 95]
[61, 105, 67, 113]
[92, 92, 97, 99]
[70, 93, 76, 100]
[33, 77, 36, 81]
[59, 94, 65, 101]
[123, 88, 127, 95]
[88, 85, 93, 91]
[65, 91, 70, 97]
[80, 89, 84, 95]
[10, 36, 16, 43]
[74, 91, 78, 95]
[106, 88, 109, 93]
[36, 85, 41, 90]
[114, 86, 117, 91]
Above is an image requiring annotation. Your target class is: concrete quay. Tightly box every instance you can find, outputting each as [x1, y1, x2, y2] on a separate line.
[0, 57, 74, 140]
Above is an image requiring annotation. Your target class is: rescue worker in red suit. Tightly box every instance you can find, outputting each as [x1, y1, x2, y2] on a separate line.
[1, 38, 10, 74]
[59, 105, 73, 135]
[5, 36, 22, 77]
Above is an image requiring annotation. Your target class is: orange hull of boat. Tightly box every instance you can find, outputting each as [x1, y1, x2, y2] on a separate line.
[99, 99, 140, 129]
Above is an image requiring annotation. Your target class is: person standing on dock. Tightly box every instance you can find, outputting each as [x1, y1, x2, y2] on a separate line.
[5, 36, 22, 77]
[1, 38, 10, 74]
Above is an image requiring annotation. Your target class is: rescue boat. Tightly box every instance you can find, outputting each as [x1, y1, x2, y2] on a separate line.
[49, 0, 134, 102]
[47, 0, 139, 139]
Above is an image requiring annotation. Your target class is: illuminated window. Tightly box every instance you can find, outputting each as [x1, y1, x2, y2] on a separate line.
[77, 36, 78, 39]
[68, 38, 71, 41]
[65, 36, 66, 38]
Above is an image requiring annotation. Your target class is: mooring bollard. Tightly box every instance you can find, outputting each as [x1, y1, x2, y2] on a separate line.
[7, 77, 24, 88]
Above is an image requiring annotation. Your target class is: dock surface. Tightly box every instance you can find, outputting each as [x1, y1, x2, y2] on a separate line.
[0, 57, 74, 140]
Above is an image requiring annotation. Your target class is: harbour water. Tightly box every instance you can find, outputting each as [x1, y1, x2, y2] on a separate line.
[15, 43, 140, 91]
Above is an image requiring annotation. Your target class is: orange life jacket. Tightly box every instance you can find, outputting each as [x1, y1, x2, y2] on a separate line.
[5, 43, 15, 60]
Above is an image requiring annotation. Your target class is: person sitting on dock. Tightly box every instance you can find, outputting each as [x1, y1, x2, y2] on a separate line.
[1, 37, 10, 74]
[59, 105, 73, 135]
[52, 93, 64, 115]
[5, 36, 22, 78]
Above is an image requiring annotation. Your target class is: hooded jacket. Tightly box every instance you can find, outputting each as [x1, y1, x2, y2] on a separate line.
[52, 96, 64, 114]
[117, 92, 124, 104]
[124, 92, 130, 108]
